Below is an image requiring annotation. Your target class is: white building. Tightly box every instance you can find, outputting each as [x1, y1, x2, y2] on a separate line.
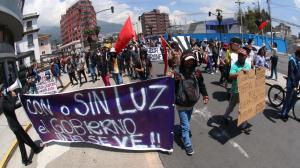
[38, 34, 52, 55]
[15, 13, 40, 66]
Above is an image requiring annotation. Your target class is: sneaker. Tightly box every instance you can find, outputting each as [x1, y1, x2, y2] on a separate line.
[34, 145, 44, 154]
[280, 115, 289, 122]
[185, 146, 194, 155]
[22, 159, 32, 166]
[222, 116, 229, 125]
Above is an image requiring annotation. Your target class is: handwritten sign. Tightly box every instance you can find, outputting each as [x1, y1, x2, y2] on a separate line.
[20, 77, 175, 152]
[147, 47, 163, 62]
[237, 69, 266, 126]
[36, 71, 58, 94]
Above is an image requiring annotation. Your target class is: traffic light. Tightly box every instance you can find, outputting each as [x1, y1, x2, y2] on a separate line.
[208, 11, 211, 16]
[111, 6, 114, 13]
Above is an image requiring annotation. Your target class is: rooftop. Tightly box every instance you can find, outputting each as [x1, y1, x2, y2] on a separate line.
[23, 12, 39, 20]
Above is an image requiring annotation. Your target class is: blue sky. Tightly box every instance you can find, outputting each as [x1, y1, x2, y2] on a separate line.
[23, 0, 300, 35]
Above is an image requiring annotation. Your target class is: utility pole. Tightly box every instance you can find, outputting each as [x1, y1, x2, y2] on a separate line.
[267, 0, 273, 43]
[235, 0, 244, 40]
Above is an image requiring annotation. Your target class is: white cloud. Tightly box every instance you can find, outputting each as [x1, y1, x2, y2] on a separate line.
[295, 0, 300, 8]
[23, 0, 141, 26]
[170, 1, 177, 6]
[291, 16, 298, 22]
[158, 5, 187, 25]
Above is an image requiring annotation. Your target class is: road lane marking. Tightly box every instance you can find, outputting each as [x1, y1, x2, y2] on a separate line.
[193, 107, 250, 158]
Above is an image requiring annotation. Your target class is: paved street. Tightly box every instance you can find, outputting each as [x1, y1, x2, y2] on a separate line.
[155, 62, 300, 168]
[2, 62, 300, 168]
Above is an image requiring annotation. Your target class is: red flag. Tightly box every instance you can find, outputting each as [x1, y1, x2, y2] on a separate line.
[259, 20, 269, 30]
[160, 35, 168, 75]
[115, 16, 135, 54]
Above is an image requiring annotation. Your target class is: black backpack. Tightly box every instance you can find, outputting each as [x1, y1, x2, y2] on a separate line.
[175, 74, 200, 107]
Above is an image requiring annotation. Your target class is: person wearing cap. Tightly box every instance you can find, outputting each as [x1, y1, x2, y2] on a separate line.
[1, 87, 44, 166]
[223, 48, 251, 132]
[109, 47, 123, 85]
[169, 50, 209, 155]
[223, 37, 242, 92]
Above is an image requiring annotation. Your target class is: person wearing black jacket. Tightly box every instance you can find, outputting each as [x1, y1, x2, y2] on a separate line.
[1, 88, 44, 166]
[98, 48, 111, 86]
[134, 49, 152, 80]
[169, 51, 209, 156]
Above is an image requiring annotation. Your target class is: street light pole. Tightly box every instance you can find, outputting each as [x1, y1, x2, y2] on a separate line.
[267, 0, 273, 43]
[235, 0, 244, 40]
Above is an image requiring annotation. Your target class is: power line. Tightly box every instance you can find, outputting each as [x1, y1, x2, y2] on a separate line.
[173, 12, 235, 16]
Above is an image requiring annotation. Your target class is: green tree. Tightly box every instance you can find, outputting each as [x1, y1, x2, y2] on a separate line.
[238, 7, 271, 34]
[95, 26, 101, 37]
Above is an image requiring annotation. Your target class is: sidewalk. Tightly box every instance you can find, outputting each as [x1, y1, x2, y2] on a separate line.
[0, 73, 70, 167]
[265, 69, 286, 88]
[2, 73, 164, 168]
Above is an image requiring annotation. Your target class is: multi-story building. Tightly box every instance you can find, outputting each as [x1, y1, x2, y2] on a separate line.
[38, 34, 52, 55]
[60, 0, 97, 52]
[15, 13, 40, 66]
[140, 9, 170, 36]
[273, 23, 292, 38]
[0, 0, 27, 87]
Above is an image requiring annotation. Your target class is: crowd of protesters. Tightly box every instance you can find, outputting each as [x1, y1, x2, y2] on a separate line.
[22, 41, 155, 95]
[9, 34, 300, 160]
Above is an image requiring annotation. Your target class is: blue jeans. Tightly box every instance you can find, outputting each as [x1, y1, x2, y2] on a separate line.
[112, 73, 123, 85]
[270, 64, 278, 79]
[89, 64, 97, 81]
[281, 88, 298, 116]
[207, 56, 213, 73]
[178, 108, 193, 148]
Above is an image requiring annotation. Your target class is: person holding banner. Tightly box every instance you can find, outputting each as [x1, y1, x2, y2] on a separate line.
[223, 48, 251, 132]
[170, 51, 209, 155]
[1, 87, 44, 166]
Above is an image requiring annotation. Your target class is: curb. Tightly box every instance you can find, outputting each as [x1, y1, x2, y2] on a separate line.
[0, 123, 31, 168]
[0, 82, 70, 168]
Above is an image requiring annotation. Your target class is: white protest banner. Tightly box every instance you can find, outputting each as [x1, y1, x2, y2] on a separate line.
[36, 71, 58, 94]
[147, 47, 163, 62]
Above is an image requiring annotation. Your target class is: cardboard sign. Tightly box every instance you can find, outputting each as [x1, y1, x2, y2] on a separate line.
[237, 69, 266, 126]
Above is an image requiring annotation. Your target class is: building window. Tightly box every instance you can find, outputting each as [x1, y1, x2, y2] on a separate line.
[27, 34, 34, 46]
[42, 51, 45, 55]
[26, 21, 32, 29]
